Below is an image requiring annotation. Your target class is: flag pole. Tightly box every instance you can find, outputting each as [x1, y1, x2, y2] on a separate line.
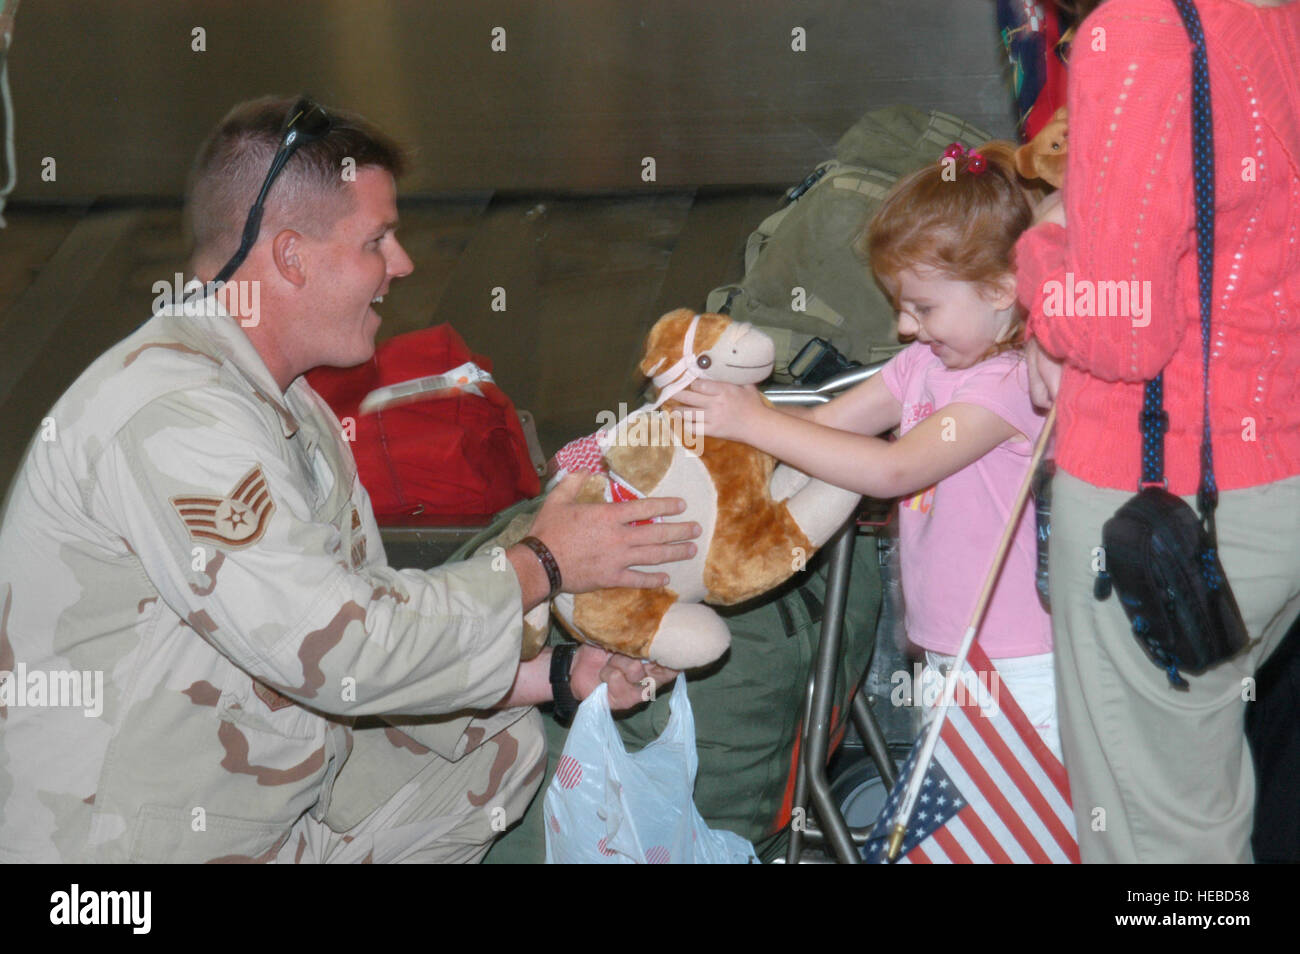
[886, 402, 1058, 861]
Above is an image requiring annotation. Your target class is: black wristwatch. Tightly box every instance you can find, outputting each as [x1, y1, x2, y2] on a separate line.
[549, 643, 580, 724]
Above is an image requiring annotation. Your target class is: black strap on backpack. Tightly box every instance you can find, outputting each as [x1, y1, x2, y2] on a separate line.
[1093, 0, 1249, 688]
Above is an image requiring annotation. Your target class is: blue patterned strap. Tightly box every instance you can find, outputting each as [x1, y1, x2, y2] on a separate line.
[1141, 0, 1217, 535]
[1140, 376, 1168, 487]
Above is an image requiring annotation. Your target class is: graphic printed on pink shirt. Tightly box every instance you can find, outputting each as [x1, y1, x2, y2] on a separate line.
[898, 400, 936, 515]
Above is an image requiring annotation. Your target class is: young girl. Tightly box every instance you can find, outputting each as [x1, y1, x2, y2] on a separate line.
[676, 141, 1059, 758]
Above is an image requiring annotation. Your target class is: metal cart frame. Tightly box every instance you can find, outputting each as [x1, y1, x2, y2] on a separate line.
[767, 363, 899, 864]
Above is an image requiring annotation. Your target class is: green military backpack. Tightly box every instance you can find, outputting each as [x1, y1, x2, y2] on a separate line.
[706, 105, 992, 381]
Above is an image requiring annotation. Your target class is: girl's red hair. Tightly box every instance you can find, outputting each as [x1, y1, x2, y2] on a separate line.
[858, 140, 1039, 358]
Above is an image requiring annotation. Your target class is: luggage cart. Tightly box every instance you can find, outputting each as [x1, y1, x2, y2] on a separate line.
[379, 372, 900, 865]
[766, 362, 901, 864]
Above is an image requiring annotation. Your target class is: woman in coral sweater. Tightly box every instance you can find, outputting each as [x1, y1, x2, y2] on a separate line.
[1016, 0, 1300, 862]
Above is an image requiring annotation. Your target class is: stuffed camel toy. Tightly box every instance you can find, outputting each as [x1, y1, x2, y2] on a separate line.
[493, 309, 862, 670]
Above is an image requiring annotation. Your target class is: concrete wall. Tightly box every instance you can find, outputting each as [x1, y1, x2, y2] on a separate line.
[8, 0, 1015, 199]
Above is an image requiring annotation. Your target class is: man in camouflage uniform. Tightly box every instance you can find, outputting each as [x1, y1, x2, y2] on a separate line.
[0, 97, 691, 863]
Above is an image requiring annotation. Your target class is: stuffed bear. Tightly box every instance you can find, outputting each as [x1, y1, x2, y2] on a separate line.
[503, 309, 862, 670]
[1015, 106, 1067, 189]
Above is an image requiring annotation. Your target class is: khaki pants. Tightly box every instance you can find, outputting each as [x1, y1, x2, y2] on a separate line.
[277, 709, 547, 864]
[1049, 470, 1300, 863]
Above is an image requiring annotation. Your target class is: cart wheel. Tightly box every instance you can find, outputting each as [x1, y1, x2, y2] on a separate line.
[829, 745, 910, 830]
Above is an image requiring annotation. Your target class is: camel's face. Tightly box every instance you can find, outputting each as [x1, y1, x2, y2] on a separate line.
[640, 309, 775, 389]
[692, 316, 775, 386]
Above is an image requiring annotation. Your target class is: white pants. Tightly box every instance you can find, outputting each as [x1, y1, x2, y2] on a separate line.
[920, 650, 1062, 763]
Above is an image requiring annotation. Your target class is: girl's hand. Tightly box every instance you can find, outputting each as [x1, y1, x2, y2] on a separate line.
[1026, 338, 1064, 409]
[1033, 189, 1067, 228]
[672, 380, 768, 445]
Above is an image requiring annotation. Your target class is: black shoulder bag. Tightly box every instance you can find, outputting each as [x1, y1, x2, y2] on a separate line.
[1092, 0, 1249, 689]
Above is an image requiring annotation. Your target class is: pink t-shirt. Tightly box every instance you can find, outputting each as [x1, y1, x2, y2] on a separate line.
[880, 342, 1052, 658]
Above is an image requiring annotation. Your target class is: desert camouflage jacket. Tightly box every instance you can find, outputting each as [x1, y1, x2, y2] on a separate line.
[0, 300, 527, 862]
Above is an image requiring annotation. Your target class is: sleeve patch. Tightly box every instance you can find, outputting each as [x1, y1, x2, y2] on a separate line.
[170, 465, 276, 549]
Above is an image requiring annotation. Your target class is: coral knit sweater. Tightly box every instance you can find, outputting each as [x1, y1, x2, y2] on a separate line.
[1015, 0, 1300, 494]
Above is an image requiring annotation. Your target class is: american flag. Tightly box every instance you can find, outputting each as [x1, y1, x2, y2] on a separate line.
[862, 643, 1079, 863]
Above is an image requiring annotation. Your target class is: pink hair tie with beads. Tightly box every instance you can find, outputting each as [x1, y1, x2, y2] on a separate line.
[942, 142, 987, 175]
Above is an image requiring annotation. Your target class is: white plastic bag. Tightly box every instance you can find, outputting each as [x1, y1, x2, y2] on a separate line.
[543, 678, 759, 864]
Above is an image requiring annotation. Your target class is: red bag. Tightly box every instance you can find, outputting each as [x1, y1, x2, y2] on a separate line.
[307, 325, 541, 521]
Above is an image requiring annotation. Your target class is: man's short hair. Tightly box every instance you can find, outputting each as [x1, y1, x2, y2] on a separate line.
[185, 95, 408, 265]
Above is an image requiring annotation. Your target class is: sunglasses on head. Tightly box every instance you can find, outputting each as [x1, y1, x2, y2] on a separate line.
[209, 96, 333, 286]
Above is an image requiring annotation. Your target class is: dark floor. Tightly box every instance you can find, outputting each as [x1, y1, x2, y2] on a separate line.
[0, 189, 785, 494]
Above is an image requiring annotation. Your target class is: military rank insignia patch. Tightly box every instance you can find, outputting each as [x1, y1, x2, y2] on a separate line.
[171, 466, 276, 549]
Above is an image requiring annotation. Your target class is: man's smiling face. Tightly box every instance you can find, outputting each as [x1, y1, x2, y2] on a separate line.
[298, 165, 413, 371]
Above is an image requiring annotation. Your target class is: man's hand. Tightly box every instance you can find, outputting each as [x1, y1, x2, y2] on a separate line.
[1026, 337, 1064, 409]
[569, 645, 678, 712]
[671, 380, 769, 444]
[523, 472, 700, 596]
